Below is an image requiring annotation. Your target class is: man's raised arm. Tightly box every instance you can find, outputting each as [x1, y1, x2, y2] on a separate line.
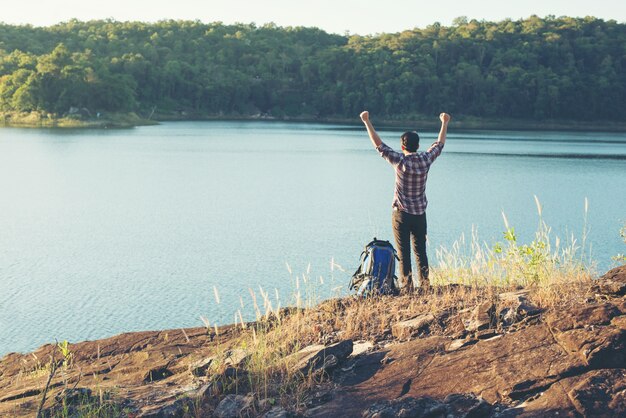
[437, 113, 451, 146]
[360, 111, 382, 148]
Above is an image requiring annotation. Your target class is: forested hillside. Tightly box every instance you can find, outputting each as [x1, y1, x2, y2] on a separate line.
[1, 16, 625, 121]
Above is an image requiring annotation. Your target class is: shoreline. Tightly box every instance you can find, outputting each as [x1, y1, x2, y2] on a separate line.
[3, 111, 626, 132]
[153, 113, 626, 133]
[0, 111, 158, 129]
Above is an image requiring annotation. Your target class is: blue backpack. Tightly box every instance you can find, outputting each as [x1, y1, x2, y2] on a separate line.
[349, 238, 399, 297]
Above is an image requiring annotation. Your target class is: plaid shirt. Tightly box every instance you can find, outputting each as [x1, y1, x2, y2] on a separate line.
[376, 141, 444, 215]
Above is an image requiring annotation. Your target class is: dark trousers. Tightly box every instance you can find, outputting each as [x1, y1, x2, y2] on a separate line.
[391, 210, 429, 289]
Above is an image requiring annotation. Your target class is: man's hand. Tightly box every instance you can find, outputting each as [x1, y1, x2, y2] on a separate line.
[360, 111, 370, 123]
[439, 113, 451, 124]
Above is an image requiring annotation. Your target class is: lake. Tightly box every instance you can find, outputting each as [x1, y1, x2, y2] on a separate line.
[1, 121, 625, 356]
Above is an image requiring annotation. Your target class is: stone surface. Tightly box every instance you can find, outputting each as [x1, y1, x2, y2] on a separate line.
[497, 290, 530, 303]
[447, 338, 478, 351]
[475, 329, 499, 340]
[497, 290, 541, 328]
[516, 368, 626, 418]
[143, 364, 173, 383]
[190, 356, 214, 377]
[139, 398, 192, 418]
[351, 341, 374, 357]
[464, 301, 495, 332]
[306, 388, 333, 408]
[262, 406, 290, 418]
[593, 264, 626, 296]
[214, 394, 254, 418]
[0, 325, 244, 417]
[546, 302, 622, 332]
[223, 348, 250, 368]
[444, 313, 467, 338]
[362, 394, 492, 418]
[444, 393, 493, 417]
[567, 369, 626, 417]
[391, 314, 435, 340]
[293, 340, 353, 375]
[555, 326, 626, 368]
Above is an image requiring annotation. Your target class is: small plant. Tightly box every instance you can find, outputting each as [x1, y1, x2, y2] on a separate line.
[611, 223, 626, 263]
[58, 340, 73, 370]
[434, 196, 595, 289]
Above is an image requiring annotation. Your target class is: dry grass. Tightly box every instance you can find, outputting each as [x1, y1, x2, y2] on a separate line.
[197, 197, 599, 413]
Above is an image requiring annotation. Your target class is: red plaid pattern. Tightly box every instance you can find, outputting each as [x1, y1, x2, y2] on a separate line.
[376, 141, 444, 215]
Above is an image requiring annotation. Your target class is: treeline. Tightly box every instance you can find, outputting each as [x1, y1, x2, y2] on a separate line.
[0, 16, 625, 121]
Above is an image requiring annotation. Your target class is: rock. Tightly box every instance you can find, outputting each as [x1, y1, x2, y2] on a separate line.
[593, 265, 626, 296]
[374, 329, 392, 343]
[361, 402, 396, 418]
[224, 348, 249, 368]
[518, 368, 626, 417]
[392, 314, 436, 340]
[380, 354, 395, 365]
[351, 341, 374, 357]
[517, 301, 541, 317]
[555, 326, 626, 368]
[293, 340, 353, 375]
[444, 393, 493, 417]
[304, 406, 328, 417]
[306, 388, 333, 407]
[546, 303, 622, 332]
[190, 357, 213, 377]
[475, 329, 499, 340]
[139, 398, 192, 417]
[223, 365, 244, 379]
[497, 290, 530, 303]
[262, 406, 290, 418]
[321, 327, 581, 414]
[445, 314, 468, 338]
[465, 302, 495, 332]
[497, 291, 540, 329]
[321, 354, 339, 371]
[144, 365, 173, 383]
[447, 338, 478, 352]
[612, 315, 626, 329]
[196, 382, 214, 401]
[498, 307, 518, 327]
[363, 394, 497, 418]
[362, 397, 452, 418]
[214, 394, 254, 418]
[567, 369, 626, 417]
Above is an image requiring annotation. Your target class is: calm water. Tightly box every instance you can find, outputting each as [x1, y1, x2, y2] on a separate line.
[1, 121, 625, 356]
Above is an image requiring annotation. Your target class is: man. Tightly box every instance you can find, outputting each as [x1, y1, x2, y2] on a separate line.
[360, 111, 450, 292]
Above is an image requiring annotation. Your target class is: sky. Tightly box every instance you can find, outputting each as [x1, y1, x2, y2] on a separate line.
[0, 0, 625, 34]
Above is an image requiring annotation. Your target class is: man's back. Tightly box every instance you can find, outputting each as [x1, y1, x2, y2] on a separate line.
[376, 141, 444, 215]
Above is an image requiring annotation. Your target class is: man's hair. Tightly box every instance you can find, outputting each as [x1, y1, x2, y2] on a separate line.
[401, 131, 420, 152]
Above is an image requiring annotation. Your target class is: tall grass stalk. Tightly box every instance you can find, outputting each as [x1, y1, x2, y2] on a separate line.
[434, 197, 595, 289]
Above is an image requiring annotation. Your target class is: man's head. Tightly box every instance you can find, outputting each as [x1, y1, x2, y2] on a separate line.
[401, 131, 420, 152]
